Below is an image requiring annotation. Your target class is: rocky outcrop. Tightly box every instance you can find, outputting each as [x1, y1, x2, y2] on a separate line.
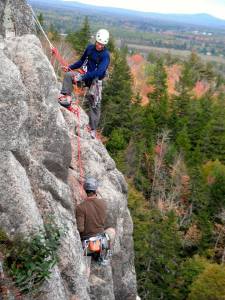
[0, 1, 137, 299]
[0, 0, 34, 38]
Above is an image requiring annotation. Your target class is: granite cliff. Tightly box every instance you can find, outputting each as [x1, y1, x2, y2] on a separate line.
[0, 0, 137, 299]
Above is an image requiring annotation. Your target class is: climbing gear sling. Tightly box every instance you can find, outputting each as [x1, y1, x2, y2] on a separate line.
[82, 233, 112, 265]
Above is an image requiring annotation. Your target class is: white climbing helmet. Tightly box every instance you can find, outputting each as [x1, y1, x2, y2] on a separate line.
[96, 29, 109, 45]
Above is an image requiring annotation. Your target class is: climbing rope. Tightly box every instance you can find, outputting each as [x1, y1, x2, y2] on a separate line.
[29, 5, 86, 199]
[29, 5, 54, 49]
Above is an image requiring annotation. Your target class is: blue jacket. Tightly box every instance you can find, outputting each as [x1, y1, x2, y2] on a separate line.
[69, 44, 110, 86]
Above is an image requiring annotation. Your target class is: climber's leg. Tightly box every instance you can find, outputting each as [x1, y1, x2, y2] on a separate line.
[61, 71, 75, 95]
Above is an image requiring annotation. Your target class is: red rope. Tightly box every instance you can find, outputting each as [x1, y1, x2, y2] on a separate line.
[51, 47, 69, 68]
[51, 47, 85, 199]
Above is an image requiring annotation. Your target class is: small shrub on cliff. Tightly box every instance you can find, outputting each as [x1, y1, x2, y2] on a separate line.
[0, 219, 64, 295]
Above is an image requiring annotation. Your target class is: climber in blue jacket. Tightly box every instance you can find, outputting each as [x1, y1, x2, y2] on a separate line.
[59, 29, 110, 139]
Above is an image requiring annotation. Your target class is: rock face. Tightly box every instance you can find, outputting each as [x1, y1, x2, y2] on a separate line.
[0, 1, 137, 300]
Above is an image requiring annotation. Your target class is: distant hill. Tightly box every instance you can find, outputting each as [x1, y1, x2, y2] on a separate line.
[28, 0, 225, 29]
[149, 13, 225, 28]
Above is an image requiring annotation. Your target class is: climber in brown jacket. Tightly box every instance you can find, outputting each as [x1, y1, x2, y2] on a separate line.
[76, 190, 106, 240]
[76, 177, 115, 244]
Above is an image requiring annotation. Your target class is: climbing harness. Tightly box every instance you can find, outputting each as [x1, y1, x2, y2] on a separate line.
[82, 233, 112, 265]
[88, 79, 102, 108]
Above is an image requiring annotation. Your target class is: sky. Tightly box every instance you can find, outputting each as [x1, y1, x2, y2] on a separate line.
[64, 0, 225, 20]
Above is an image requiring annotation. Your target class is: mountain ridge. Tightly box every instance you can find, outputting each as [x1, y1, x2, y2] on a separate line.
[28, 0, 225, 28]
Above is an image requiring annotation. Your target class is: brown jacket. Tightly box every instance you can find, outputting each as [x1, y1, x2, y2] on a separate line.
[76, 196, 107, 239]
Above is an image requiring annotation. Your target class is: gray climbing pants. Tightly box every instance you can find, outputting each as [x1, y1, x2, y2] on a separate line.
[86, 94, 101, 130]
[61, 72, 103, 131]
[86, 79, 102, 130]
[61, 71, 75, 95]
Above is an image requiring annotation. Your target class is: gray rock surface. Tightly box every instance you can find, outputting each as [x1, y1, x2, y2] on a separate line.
[0, 0, 34, 38]
[0, 1, 137, 299]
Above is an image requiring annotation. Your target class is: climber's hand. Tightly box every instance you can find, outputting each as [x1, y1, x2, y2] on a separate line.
[61, 66, 69, 72]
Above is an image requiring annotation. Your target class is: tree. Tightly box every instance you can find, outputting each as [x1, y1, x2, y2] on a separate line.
[106, 128, 127, 153]
[106, 34, 116, 53]
[203, 96, 225, 163]
[148, 59, 170, 130]
[175, 125, 191, 157]
[188, 264, 225, 300]
[101, 49, 133, 137]
[48, 24, 60, 42]
[129, 193, 182, 300]
[186, 95, 213, 162]
[36, 13, 44, 35]
[37, 12, 44, 25]
[171, 53, 204, 128]
[66, 16, 91, 54]
[202, 160, 225, 216]
[175, 255, 209, 300]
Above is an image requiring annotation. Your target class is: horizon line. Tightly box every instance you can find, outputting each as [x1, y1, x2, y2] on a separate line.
[62, 0, 225, 21]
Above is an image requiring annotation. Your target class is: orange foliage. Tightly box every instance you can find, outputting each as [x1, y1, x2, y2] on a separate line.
[166, 65, 210, 98]
[166, 64, 181, 95]
[184, 224, 202, 246]
[129, 53, 144, 65]
[193, 80, 210, 98]
[154, 144, 162, 155]
[127, 54, 154, 105]
[128, 54, 211, 106]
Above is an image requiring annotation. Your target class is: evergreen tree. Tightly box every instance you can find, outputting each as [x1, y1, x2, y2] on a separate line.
[107, 35, 116, 53]
[131, 58, 171, 194]
[176, 125, 191, 156]
[101, 49, 132, 138]
[37, 13, 44, 27]
[148, 59, 170, 130]
[203, 160, 225, 216]
[203, 95, 225, 163]
[129, 191, 182, 300]
[188, 166, 213, 251]
[175, 255, 208, 300]
[172, 69, 192, 119]
[36, 13, 44, 35]
[187, 95, 213, 154]
[66, 16, 91, 54]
